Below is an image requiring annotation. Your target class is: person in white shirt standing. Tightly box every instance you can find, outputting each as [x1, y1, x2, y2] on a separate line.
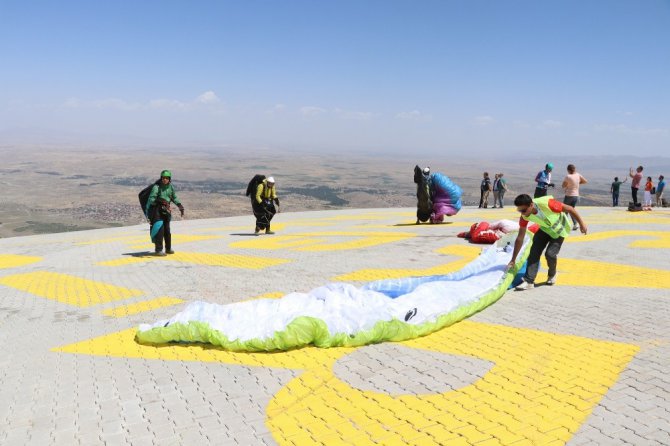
[562, 164, 587, 230]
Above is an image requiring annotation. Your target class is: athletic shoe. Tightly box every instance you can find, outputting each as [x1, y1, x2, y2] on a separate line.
[547, 274, 557, 285]
[154, 251, 166, 257]
[265, 230, 275, 235]
[572, 225, 578, 231]
[515, 280, 534, 291]
[166, 250, 175, 255]
[254, 227, 260, 235]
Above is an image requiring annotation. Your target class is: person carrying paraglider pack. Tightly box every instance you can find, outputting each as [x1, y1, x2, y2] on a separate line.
[146, 170, 184, 256]
[413, 165, 432, 224]
[248, 175, 280, 235]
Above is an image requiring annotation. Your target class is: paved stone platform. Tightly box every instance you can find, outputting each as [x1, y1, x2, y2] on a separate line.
[0, 206, 669, 445]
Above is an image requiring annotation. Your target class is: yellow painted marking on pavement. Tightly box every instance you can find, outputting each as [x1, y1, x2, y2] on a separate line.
[230, 231, 415, 252]
[98, 252, 290, 269]
[585, 213, 670, 226]
[566, 230, 670, 248]
[102, 297, 185, 317]
[0, 254, 42, 269]
[0, 271, 142, 307]
[334, 245, 481, 281]
[54, 321, 638, 445]
[552, 258, 670, 289]
[240, 292, 284, 302]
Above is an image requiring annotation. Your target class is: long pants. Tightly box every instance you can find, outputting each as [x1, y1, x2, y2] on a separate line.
[524, 230, 564, 284]
[657, 191, 664, 207]
[492, 191, 499, 207]
[563, 196, 578, 226]
[497, 190, 505, 208]
[612, 191, 619, 206]
[631, 187, 638, 205]
[534, 187, 548, 198]
[644, 191, 652, 207]
[151, 214, 171, 252]
[479, 190, 490, 208]
[252, 200, 276, 230]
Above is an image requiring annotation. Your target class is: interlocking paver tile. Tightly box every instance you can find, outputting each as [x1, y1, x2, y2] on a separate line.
[1, 207, 669, 445]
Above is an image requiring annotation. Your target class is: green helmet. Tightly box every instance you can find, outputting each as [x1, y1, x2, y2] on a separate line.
[160, 170, 172, 178]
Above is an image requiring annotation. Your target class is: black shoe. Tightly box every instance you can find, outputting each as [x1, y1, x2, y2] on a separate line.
[265, 229, 275, 235]
[166, 250, 175, 254]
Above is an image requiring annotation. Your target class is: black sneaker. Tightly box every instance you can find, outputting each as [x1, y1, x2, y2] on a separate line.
[166, 250, 175, 255]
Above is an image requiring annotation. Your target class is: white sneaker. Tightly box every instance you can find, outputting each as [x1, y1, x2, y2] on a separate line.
[515, 281, 535, 291]
[547, 274, 557, 285]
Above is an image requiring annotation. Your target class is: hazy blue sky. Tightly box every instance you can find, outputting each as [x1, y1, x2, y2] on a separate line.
[1, 0, 668, 154]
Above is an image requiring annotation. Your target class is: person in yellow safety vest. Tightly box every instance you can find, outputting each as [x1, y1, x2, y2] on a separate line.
[253, 176, 280, 235]
[507, 194, 588, 290]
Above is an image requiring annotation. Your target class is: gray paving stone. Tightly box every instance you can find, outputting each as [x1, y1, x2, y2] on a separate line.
[1, 207, 669, 445]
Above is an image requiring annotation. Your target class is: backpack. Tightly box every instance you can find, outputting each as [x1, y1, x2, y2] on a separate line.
[139, 180, 161, 217]
[245, 174, 266, 197]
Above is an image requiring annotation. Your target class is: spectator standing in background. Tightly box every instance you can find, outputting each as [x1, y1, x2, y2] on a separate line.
[492, 174, 501, 208]
[610, 176, 627, 207]
[643, 176, 654, 209]
[496, 173, 508, 208]
[479, 172, 492, 208]
[629, 166, 644, 205]
[656, 175, 665, 207]
[562, 164, 587, 230]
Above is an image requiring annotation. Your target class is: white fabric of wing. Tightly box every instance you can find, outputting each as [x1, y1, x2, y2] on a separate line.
[139, 234, 529, 342]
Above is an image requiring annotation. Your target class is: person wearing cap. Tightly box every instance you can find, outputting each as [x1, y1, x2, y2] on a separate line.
[254, 176, 280, 234]
[534, 163, 555, 198]
[146, 170, 184, 256]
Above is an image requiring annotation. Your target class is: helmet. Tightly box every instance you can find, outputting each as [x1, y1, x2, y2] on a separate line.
[160, 170, 172, 178]
[422, 167, 430, 174]
[545, 163, 553, 171]
[267, 176, 275, 184]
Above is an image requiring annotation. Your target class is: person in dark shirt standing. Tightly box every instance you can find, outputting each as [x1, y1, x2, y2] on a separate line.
[479, 172, 492, 208]
[610, 176, 627, 207]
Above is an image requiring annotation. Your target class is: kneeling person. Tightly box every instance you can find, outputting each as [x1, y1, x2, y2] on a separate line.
[507, 194, 587, 290]
[147, 170, 184, 256]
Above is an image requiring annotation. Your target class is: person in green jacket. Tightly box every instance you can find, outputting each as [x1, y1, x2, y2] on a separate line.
[507, 194, 587, 290]
[253, 176, 280, 235]
[146, 170, 184, 255]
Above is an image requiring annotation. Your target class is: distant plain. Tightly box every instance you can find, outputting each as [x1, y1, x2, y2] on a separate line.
[0, 146, 667, 237]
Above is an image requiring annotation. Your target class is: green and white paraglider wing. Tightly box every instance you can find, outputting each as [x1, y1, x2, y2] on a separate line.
[136, 233, 532, 352]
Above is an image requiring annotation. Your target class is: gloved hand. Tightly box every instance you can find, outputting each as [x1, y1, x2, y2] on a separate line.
[548, 183, 555, 188]
[177, 203, 184, 217]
